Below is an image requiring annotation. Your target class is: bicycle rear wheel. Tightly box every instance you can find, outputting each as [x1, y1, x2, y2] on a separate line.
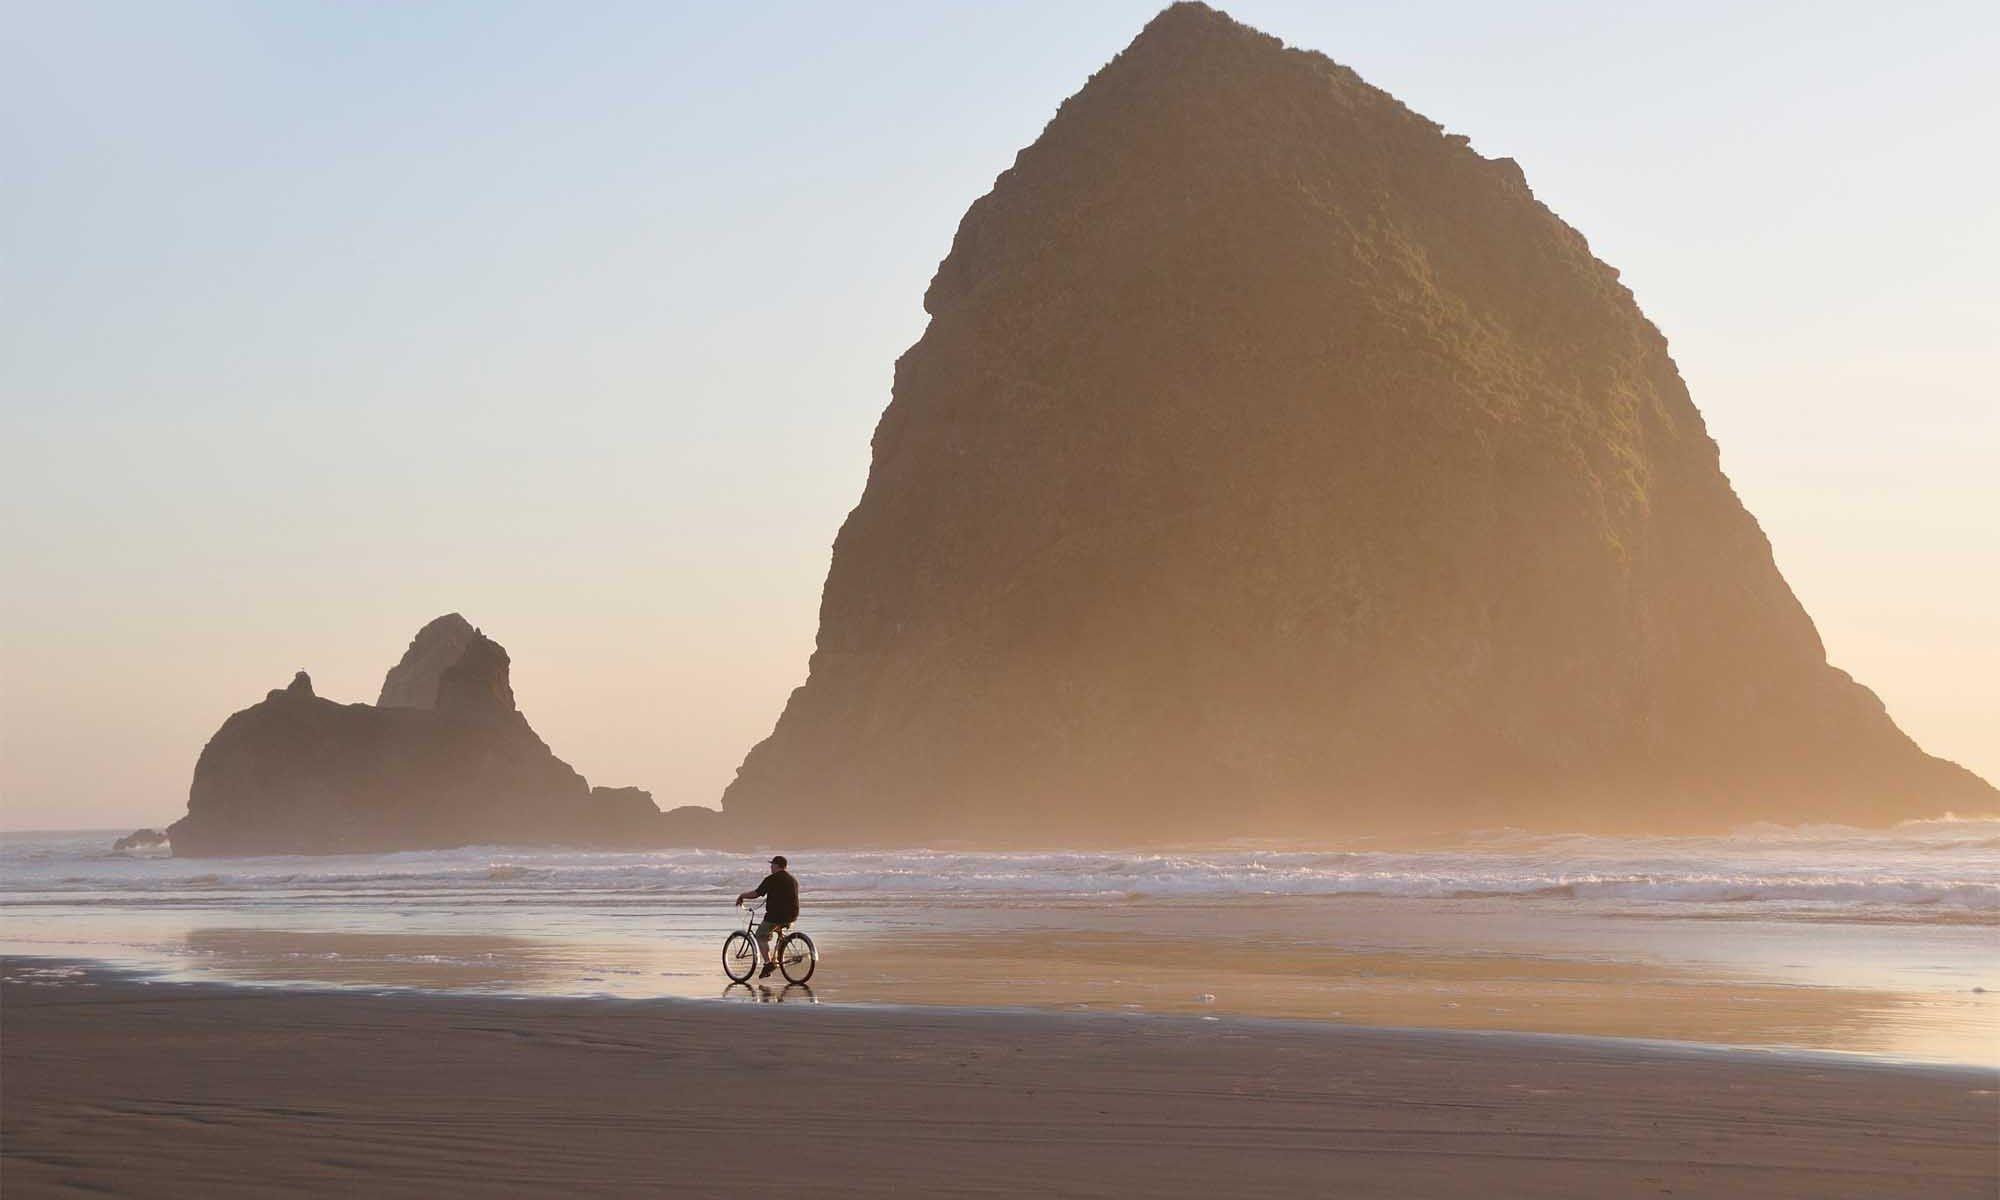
[778, 932, 816, 984]
[722, 930, 759, 983]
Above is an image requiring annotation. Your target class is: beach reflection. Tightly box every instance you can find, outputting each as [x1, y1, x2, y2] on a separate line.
[722, 981, 817, 1004]
[158, 920, 1984, 1064]
[822, 927, 1997, 1064]
[0, 891, 1987, 1066]
[180, 928, 584, 991]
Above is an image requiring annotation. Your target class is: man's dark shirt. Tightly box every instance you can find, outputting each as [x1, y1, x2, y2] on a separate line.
[750, 870, 800, 924]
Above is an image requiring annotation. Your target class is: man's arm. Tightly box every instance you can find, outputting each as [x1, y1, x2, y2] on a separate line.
[734, 876, 771, 907]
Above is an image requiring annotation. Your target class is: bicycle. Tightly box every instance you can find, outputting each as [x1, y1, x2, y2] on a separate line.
[722, 903, 817, 985]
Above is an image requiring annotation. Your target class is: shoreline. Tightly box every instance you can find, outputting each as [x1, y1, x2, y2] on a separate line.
[7, 958, 1996, 1198]
[12, 890, 1990, 1067]
[8, 827, 1995, 1069]
[6, 953, 1989, 1076]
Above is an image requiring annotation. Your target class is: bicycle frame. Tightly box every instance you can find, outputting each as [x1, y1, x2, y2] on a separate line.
[742, 904, 792, 939]
[729, 903, 812, 983]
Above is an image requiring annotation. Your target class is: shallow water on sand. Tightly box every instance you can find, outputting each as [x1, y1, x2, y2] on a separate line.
[3, 822, 1995, 1065]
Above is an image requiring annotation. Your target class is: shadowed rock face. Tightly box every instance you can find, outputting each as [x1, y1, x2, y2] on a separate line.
[722, 2, 1994, 845]
[377, 613, 480, 709]
[167, 622, 689, 856]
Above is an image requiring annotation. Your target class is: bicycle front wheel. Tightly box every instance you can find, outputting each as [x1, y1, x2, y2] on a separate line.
[778, 932, 816, 984]
[722, 930, 759, 983]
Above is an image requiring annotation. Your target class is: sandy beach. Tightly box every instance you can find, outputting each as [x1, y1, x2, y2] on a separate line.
[5, 959, 1993, 1199]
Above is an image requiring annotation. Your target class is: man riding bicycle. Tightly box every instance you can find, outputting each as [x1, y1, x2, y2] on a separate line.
[734, 855, 800, 979]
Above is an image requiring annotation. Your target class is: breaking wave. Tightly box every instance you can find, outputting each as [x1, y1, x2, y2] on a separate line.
[3, 817, 1996, 914]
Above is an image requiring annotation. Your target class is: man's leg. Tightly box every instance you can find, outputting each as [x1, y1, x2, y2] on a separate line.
[756, 920, 777, 977]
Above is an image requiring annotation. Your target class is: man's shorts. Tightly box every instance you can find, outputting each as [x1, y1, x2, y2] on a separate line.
[755, 918, 790, 941]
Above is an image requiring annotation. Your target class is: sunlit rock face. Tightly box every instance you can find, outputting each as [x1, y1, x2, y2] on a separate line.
[377, 613, 482, 709]
[167, 620, 675, 856]
[723, 2, 1994, 844]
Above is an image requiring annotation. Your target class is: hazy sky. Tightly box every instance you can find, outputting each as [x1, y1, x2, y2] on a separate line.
[5, 1, 1995, 831]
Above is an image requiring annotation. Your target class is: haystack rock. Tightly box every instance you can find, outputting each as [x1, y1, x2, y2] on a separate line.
[722, 2, 1995, 844]
[166, 619, 713, 855]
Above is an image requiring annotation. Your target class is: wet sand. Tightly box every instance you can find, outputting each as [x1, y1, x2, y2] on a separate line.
[137, 900, 1999, 1066]
[5, 959, 1994, 1198]
[833, 918, 2000, 1063]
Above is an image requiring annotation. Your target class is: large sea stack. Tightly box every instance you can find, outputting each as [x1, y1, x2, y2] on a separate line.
[723, 2, 1994, 844]
[166, 616, 716, 856]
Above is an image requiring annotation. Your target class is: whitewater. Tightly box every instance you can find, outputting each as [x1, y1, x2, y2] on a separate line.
[4, 818, 1997, 914]
[4, 817, 1996, 1067]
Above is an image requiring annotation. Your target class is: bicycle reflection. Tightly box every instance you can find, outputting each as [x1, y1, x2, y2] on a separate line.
[722, 981, 816, 1004]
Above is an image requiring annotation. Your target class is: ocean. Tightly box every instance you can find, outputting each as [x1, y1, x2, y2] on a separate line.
[4, 819, 1995, 1064]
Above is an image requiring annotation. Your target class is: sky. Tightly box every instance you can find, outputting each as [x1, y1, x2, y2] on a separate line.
[3, 1, 1995, 831]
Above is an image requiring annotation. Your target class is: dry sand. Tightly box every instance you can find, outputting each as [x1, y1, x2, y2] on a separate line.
[4, 959, 1994, 1199]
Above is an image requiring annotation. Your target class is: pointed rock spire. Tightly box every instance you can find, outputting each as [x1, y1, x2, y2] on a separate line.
[378, 613, 477, 709]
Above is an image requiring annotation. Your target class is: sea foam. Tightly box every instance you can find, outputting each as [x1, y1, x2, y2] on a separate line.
[3, 818, 1995, 914]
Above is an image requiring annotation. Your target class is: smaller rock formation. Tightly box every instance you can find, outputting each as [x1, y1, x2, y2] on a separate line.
[166, 617, 714, 856]
[433, 632, 517, 718]
[112, 828, 168, 852]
